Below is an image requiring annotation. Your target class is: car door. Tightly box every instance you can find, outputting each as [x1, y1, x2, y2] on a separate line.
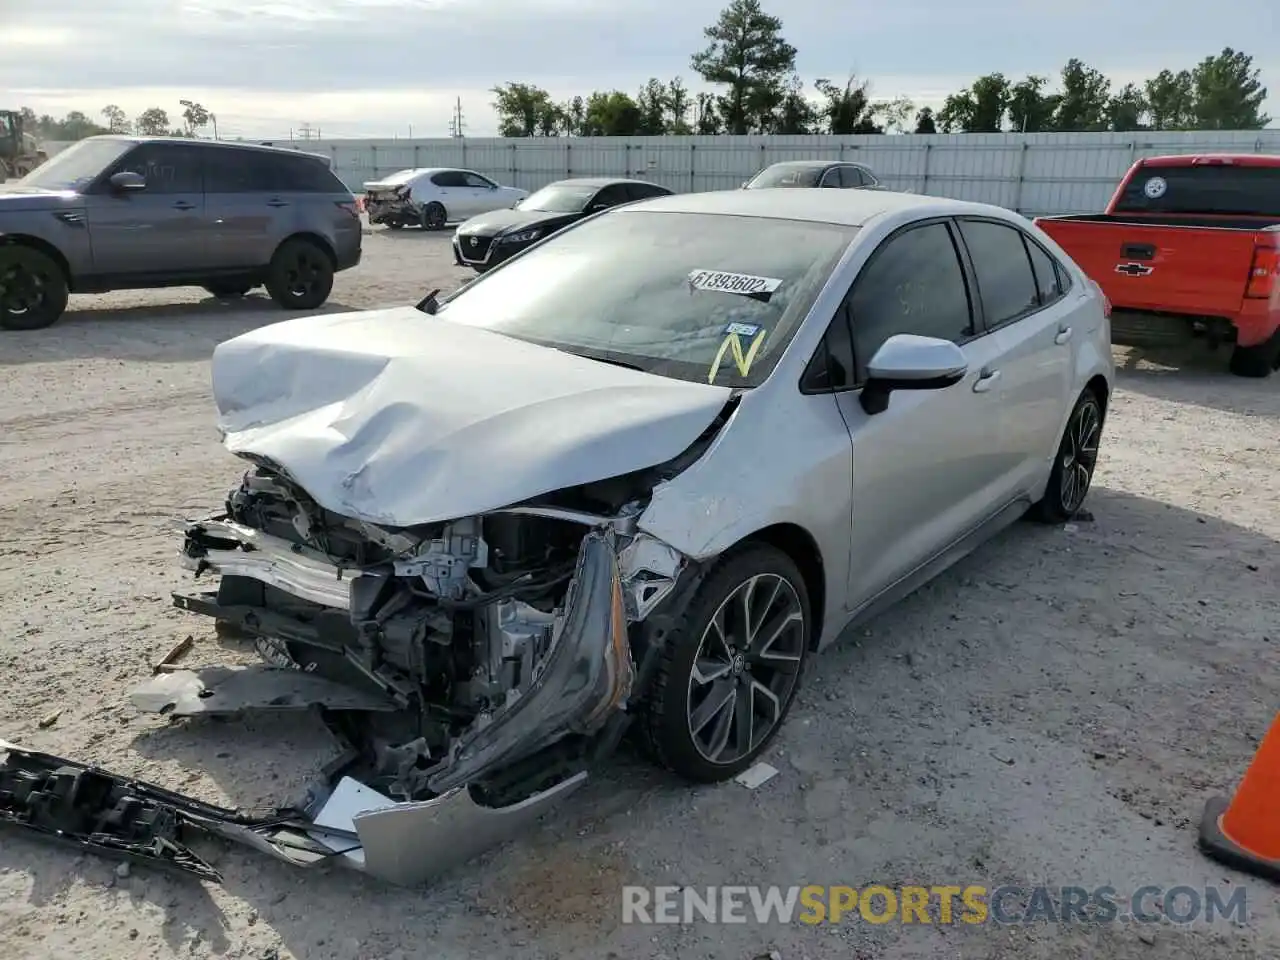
[818, 167, 842, 188]
[839, 166, 866, 188]
[202, 147, 284, 269]
[82, 142, 207, 276]
[830, 219, 1010, 607]
[429, 170, 471, 219]
[953, 218, 1075, 500]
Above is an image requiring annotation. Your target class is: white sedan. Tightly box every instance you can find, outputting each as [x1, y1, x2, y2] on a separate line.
[151, 187, 1113, 885]
[362, 167, 527, 230]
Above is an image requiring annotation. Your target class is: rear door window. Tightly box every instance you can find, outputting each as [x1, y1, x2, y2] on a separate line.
[431, 170, 468, 188]
[1114, 164, 1280, 217]
[463, 172, 496, 188]
[956, 219, 1040, 329]
[839, 166, 865, 187]
[1024, 237, 1068, 306]
[626, 182, 671, 201]
[205, 149, 341, 193]
[591, 184, 632, 209]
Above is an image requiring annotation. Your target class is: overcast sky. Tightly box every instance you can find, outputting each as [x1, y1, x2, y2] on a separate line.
[3, 0, 1276, 139]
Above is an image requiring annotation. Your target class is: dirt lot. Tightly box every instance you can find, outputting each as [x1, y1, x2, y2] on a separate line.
[1, 224, 1278, 960]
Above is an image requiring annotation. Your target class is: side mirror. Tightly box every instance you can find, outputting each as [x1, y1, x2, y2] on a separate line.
[108, 171, 146, 192]
[860, 334, 967, 415]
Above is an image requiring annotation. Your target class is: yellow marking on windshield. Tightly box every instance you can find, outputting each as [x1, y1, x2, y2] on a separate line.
[708, 329, 767, 384]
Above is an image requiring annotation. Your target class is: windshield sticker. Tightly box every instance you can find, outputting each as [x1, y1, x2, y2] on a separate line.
[724, 321, 763, 338]
[1143, 176, 1167, 199]
[688, 269, 783, 302]
[708, 327, 768, 384]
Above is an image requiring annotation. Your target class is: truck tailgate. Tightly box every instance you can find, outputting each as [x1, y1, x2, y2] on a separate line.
[1036, 217, 1257, 318]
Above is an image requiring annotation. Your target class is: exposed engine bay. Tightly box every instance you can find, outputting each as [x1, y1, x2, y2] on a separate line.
[163, 461, 689, 810]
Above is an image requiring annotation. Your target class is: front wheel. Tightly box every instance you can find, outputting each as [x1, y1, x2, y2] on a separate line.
[0, 246, 70, 331]
[1031, 388, 1103, 524]
[637, 545, 810, 783]
[264, 239, 334, 310]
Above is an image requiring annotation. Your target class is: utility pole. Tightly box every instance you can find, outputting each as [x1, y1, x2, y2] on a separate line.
[297, 122, 316, 141]
[448, 98, 466, 138]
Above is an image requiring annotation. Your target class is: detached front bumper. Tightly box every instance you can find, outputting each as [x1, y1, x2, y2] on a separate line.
[0, 737, 587, 887]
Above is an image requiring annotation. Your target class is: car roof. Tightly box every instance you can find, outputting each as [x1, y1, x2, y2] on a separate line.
[544, 177, 668, 189]
[622, 187, 999, 227]
[1139, 154, 1280, 169]
[760, 160, 867, 170]
[83, 134, 327, 162]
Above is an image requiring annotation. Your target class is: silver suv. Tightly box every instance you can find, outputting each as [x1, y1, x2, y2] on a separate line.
[0, 136, 363, 330]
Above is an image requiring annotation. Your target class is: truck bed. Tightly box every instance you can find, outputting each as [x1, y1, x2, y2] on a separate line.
[1034, 214, 1277, 320]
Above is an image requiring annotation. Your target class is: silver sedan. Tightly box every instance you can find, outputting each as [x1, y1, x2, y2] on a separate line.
[156, 186, 1112, 883]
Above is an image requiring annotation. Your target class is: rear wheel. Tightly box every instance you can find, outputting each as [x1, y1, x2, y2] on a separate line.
[1031, 388, 1103, 524]
[0, 246, 69, 331]
[1228, 331, 1280, 378]
[264, 238, 334, 310]
[637, 544, 810, 783]
[420, 202, 447, 230]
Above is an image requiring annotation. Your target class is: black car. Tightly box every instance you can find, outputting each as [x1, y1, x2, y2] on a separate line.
[742, 160, 880, 190]
[452, 177, 673, 272]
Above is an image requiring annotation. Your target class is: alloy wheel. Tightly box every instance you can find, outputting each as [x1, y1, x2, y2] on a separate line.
[1060, 396, 1101, 515]
[686, 573, 806, 765]
[284, 251, 321, 299]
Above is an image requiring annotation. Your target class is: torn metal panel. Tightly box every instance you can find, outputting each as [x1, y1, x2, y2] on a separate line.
[427, 529, 633, 793]
[210, 307, 732, 528]
[128, 665, 400, 717]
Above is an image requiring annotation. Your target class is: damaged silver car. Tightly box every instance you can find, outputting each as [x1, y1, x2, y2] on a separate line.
[17, 188, 1110, 885]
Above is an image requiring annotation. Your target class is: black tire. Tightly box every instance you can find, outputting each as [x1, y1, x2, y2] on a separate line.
[264, 238, 334, 310]
[202, 282, 253, 299]
[1031, 387, 1104, 524]
[0, 246, 69, 331]
[636, 544, 811, 783]
[420, 202, 447, 230]
[1228, 331, 1280, 378]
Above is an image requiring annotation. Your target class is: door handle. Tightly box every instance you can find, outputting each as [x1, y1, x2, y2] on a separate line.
[972, 369, 1001, 393]
[266, 199, 289, 208]
[1055, 326, 1073, 345]
[171, 201, 196, 211]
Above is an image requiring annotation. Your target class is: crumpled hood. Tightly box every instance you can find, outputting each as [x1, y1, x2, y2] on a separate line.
[211, 307, 733, 527]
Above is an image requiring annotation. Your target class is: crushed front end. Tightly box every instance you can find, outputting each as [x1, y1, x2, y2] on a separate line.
[130, 463, 689, 884]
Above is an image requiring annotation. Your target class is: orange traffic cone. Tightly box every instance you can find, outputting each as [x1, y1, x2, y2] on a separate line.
[1199, 711, 1280, 882]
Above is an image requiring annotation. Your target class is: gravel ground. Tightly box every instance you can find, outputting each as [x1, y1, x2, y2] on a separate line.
[1, 223, 1278, 960]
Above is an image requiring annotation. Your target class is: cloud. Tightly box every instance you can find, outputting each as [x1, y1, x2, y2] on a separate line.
[4, 0, 1276, 136]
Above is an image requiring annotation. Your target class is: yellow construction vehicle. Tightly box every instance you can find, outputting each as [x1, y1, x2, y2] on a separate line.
[0, 111, 48, 181]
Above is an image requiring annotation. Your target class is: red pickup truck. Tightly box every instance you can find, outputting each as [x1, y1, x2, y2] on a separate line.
[1034, 154, 1280, 377]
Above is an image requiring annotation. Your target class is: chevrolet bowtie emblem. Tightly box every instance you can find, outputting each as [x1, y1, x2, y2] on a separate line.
[1115, 262, 1153, 277]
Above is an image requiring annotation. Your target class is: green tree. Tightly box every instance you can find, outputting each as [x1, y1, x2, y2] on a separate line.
[101, 104, 129, 134]
[135, 107, 170, 136]
[636, 78, 670, 135]
[938, 73, 1009, 132]
[913, 106, 937, 134]
[770, 75, 818, 134]
[1143, 69, 1195, 130]
[815, 76, 879, 134]
[694, 92, 721, 134]
[561, 96, 587, 136]
[1007, 75, 1059, 132]
[582, 91, 643, 136]
[1051, 59, 1110, 131]
[690, 0, 797, 134]
[179, 100, 212, 135]
[490, 82, 559, 137]
[58, 111, 106, 140]
[1107, 83, 1148, 131]
[1190, 47, 1270, 129]
[665, 77, 694, 134]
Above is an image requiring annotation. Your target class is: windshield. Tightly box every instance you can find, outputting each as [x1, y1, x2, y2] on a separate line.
[747, 165, 823, 188]
[16, 138, 134, 192]
[517, 183, 597, 213]
[436, 210, 857, 387]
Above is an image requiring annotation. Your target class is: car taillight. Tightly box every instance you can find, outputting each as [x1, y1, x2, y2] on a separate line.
[336, 201, 360, 218]
[1245, 239, 1278, 299]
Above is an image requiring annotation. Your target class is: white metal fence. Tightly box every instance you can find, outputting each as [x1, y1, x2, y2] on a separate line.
[40, 130, 1280, 217]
